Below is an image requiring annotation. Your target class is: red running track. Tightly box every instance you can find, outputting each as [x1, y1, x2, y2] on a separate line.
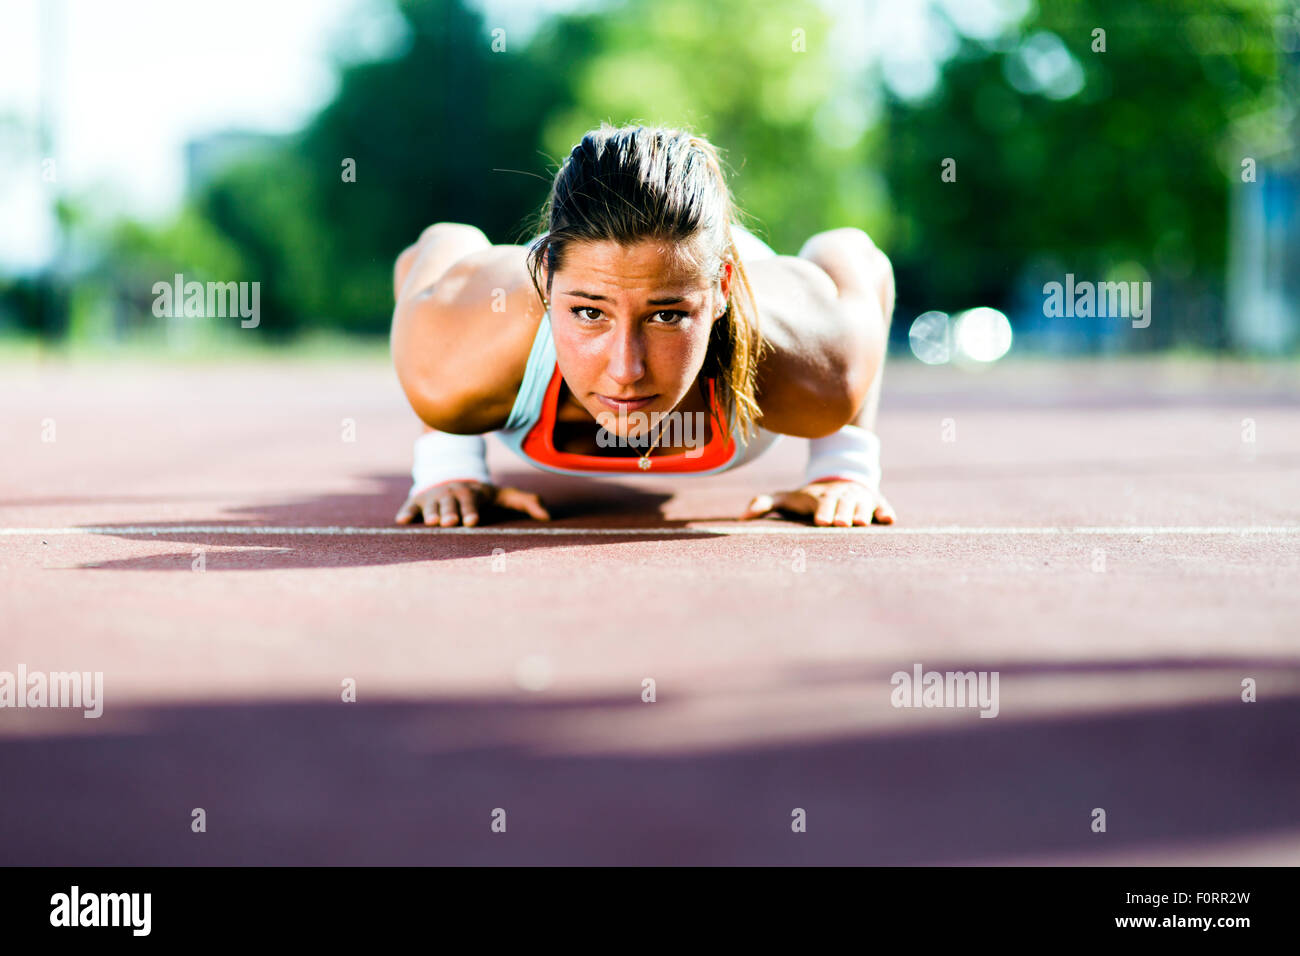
[1, 353, 1298, 864]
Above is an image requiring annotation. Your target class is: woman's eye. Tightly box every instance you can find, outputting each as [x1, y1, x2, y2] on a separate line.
[569, 307, 686, 324]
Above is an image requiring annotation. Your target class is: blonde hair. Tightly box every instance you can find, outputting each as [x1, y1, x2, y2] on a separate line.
[525, 123, 767, 444]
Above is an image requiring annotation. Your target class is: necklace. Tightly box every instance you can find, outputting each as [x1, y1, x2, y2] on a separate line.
[637, 377, 711, 470]
[637, 417, 667, 470]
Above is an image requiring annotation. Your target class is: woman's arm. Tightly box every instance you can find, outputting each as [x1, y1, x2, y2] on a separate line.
[390, 223, 551, 526]
[745, 230, 889, 438]
[742, 228, 897, 526]
[833, 232, 895, 435]
[390, 224, 546, 435]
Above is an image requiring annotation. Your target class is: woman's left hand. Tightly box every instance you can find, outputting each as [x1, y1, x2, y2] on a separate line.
[740, 480, 896, 527]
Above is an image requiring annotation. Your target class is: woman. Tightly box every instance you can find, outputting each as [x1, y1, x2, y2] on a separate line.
[390, 123, 897, 528]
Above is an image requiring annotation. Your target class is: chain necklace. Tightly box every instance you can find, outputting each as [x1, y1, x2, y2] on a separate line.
[637, 418, 667, 470]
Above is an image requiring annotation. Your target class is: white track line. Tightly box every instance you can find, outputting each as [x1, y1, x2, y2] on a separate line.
[1, 525, 1298, 537]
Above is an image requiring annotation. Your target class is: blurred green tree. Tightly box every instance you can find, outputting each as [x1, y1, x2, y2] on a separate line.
[526, 0, 889, 255]
[59, 0, 1290, 350]
[184, 0, 886, 336]
[191, 0, 566, 336]
[882, 0, 1289, 347]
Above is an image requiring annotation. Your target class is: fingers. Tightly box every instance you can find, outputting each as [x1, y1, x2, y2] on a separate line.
[743, 491, 819, 521]
[809, 486, 891, 527]
[435, 489, 461, 527]
[394, 499, 419, 525]
[411, 481, 483, 527]
[853, 499, 873, 526]
[403, 483, 550, 528]
[451, 484, 479, 527]
[426, 496, 447, 528]
[827, 490, 895, 526]
[743, 483, 896, 527]
[832, 494, 859, 528]
[494, 487, 551, 521]
[814, 489, 844, 527]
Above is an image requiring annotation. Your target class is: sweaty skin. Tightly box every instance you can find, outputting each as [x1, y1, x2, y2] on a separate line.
[391, 223, 895, 527]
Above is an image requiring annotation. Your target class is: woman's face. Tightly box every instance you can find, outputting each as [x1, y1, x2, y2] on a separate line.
[547, 238, 732, 436]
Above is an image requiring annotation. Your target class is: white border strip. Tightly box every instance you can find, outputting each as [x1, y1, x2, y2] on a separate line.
[1, 525, 1298, 537]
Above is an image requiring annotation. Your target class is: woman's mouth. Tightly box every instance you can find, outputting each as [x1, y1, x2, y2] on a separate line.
[595, 393, 657, 413]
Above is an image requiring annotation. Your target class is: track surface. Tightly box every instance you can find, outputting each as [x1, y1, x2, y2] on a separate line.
[2, 353, 1298, 865]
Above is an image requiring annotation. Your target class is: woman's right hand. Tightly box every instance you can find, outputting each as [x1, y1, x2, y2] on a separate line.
[394, 480, 551, 528]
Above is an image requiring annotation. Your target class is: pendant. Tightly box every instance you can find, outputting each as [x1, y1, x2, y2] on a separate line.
[638, 458, 652, 471]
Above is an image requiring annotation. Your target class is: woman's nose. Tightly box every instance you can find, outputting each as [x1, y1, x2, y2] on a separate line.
[605, 326, 646, 385]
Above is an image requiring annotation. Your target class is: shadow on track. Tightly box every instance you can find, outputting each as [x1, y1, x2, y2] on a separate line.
[2, 665, 1297, 864]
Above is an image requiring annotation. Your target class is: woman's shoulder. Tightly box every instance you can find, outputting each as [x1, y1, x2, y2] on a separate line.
[392, 244, 547, 435]
[743, 255, 865, 437]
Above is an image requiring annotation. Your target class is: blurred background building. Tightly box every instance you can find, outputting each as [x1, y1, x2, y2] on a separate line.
[1227, 149, 1300, 354]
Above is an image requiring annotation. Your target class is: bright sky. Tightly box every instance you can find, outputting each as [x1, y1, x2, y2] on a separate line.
[0, 0, 393, 270]
[0, 0, 1023, 272]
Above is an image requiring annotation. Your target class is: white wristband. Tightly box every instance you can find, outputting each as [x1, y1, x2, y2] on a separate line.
[805, 425, 882, 491]
[410, 430, 491, 497]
